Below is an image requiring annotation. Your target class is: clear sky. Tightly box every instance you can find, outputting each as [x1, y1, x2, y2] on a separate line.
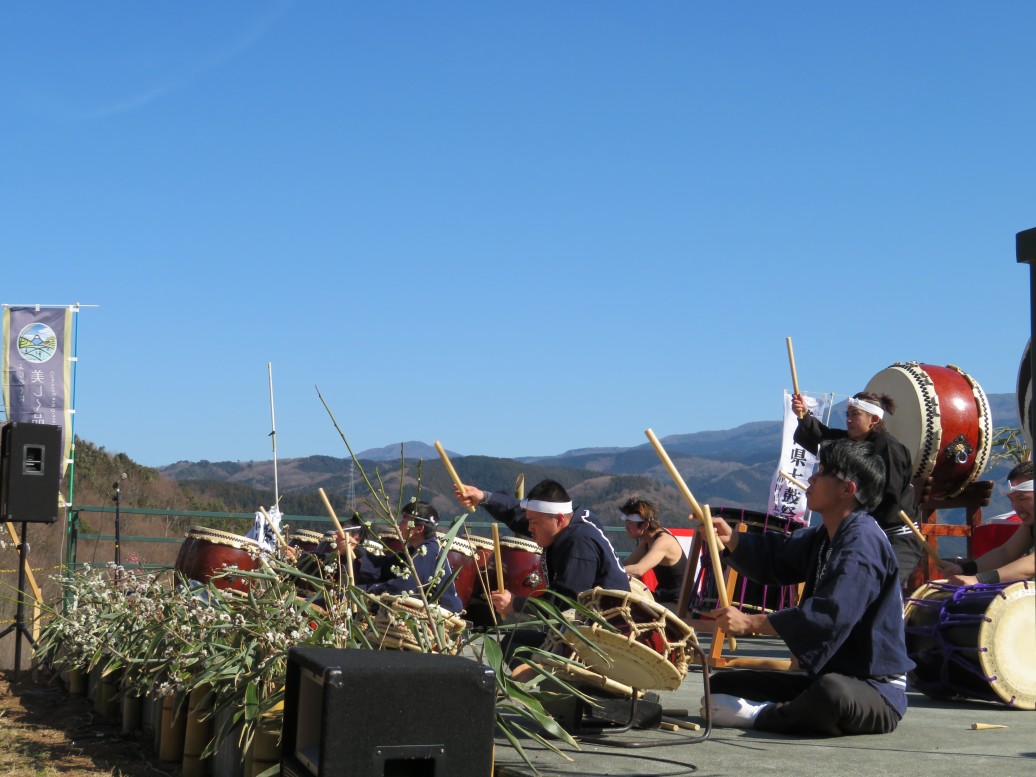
[3, 3, 1034, 468]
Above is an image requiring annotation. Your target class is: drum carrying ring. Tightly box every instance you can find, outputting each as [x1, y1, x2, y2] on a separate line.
[943, 434, 974, 465]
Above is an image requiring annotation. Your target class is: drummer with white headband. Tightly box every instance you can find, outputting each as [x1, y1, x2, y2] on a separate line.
[942, 461, 1035, 586]
[453, 478, 628, 626]
[792, 390, 923, 586]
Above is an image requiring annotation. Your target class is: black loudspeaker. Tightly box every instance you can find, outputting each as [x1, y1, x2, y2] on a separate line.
[281, 647, 496, 777]
[0, 422, 62, 523]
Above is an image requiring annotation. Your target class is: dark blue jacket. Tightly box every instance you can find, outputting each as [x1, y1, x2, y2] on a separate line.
[483, 492, 629, 608]
[727, 509, 914, 715]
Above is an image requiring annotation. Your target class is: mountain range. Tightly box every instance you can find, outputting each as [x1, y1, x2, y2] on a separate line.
[156, 393, 1023, 528]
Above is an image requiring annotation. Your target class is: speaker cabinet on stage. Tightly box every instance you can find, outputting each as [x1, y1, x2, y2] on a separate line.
[281, 647, 496, 777]
[0, 422, 62, 524]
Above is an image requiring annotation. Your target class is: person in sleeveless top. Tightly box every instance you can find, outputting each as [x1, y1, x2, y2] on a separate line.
[942, 461, 1035, 585]
[620, 497, 688, 603]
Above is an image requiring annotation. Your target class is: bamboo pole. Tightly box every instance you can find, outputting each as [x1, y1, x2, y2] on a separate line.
[786, 337, 803, 418]
[317, 488, 355, 587]
[268, 363, 280, 509]
[435, 440, 475, 513]
[645, 429, 735, 650]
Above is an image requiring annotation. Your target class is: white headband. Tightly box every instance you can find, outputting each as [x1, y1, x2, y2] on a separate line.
[622, 513, 645, 523]
[848, 397, 885, 419]
[520, 498, 573, 514]
[1007, 479, 1034, 493]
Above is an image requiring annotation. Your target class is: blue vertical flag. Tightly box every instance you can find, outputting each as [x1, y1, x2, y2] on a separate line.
[2, 306, 74, 475]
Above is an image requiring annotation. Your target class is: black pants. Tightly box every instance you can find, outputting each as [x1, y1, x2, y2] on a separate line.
[889, 532, 925, 586]
[709, 670, 900, 736]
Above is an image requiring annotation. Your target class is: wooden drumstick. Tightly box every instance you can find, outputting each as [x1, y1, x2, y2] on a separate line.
[491, 523, 505, 593]
[779, 471, 809, 492]
[645, 428, 705, 523]
[317, 487, 355, 587]
[786, 336, 803, 419]
[645, 429, 735, 650]
[899, 510, 947, 567]
[435, 440, 475, 513]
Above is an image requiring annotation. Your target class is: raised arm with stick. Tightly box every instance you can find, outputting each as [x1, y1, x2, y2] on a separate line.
[786, 336, 803, 419]
[645, 428, 736, 650]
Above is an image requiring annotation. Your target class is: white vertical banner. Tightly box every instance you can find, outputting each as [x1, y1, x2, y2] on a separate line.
[767, 391, 831, 527]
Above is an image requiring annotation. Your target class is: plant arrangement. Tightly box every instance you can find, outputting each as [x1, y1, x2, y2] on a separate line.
[35, 400, 626, 776]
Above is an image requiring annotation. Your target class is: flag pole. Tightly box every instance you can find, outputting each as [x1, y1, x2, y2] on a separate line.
[268, 362, 280, 509]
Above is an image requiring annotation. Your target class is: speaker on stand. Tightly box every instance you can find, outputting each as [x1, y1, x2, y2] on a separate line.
[0, 422, 63, 677]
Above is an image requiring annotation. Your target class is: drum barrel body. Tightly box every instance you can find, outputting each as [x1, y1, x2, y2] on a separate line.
[445, 546, 478, 607]
[491, 537, 546, 599]
[178, 529, 261, 592]
[905, 581, 1036, 708]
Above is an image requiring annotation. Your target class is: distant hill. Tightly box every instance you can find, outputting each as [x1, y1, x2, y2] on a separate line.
[156, 392, 1024, 525]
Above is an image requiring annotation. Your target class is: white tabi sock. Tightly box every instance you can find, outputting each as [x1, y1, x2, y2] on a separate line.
[700, 694, 771, 729]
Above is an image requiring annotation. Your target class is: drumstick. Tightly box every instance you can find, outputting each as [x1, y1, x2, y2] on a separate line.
[779, 471, 809, 492]
[645, 429, 735, 650]
[257, 506, 291, 551]
[786, 337, 803, 419]
[435, 440, 475, 513]
[318, 487, 355, 587]
[491, 523, 505, 593]
[899, 510, 947, 568]
[645, 428, 704, 523]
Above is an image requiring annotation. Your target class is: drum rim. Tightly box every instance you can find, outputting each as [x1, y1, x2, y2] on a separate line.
[579, 587, 694, 639]
[869, 363, 941, 481]
[436, 533, 476, 557]
[976, 581, 1036, 709]
[499, 535, 543, 553]
[185, 527, 262, 549]
[290, 529, 326, 543]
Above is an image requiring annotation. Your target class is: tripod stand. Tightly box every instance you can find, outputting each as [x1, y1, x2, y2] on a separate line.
[0, 522, 37, 679]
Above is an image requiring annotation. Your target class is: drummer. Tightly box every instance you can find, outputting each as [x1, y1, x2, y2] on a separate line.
[702, 438, 914, 736]
[453, 478, 629, 618]
[942, 461, 1035, 585]
[792, 391, 922, 584]
[620, 498, 688, 604]
[333, 502, 464, 613]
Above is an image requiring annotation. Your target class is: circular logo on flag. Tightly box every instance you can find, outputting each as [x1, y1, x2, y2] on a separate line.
[17, 322, 58, 364]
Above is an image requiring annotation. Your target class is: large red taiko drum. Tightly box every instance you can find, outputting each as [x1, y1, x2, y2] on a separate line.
[865, 362, 992, 498]
[175, 526, 263, 592]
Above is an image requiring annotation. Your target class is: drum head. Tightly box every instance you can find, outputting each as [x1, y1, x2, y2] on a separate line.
[560, 624, 685, 691]
[865, 365, 935, 480]
[977, 582, 1036, 709]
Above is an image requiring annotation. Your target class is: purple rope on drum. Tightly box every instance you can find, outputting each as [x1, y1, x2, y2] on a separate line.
[903, 581, 1032, 707]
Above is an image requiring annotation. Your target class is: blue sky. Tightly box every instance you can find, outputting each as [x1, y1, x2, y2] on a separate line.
[3, 3, 1034, 468]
